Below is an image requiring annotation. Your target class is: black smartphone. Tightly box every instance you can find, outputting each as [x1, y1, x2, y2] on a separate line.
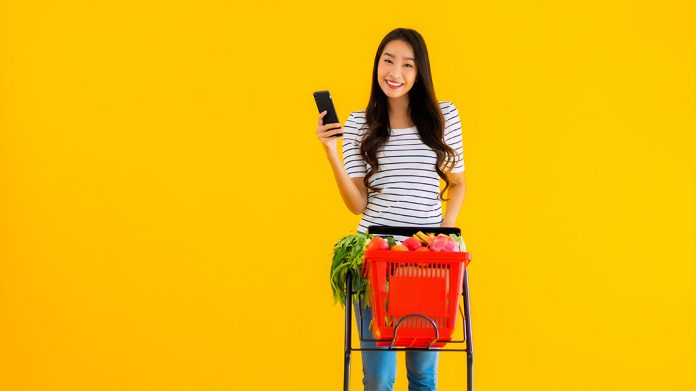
[313, 90, 342, 138]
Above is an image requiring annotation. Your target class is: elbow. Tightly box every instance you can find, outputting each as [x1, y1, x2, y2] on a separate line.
[350, 205, 365, 215]
[448, 173, 466, 188]
[350, 200, 367, 215]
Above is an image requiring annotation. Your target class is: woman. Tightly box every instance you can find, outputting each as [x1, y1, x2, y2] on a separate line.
[316, 28, 466, 391]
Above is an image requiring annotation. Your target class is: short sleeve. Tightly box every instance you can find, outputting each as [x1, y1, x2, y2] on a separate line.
[342, 112, 367, 178]
[443, 102, 465, 173]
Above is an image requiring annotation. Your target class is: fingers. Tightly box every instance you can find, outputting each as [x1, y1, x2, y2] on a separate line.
[316, 125, 343, 140]
[316, 121, 342, 133]
[323, 122, 341, 131]
[316, 111, 343, 146]
[316, 124, 342, 135]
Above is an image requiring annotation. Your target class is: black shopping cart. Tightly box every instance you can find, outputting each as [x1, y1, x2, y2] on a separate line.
[342, 225, 474, 390]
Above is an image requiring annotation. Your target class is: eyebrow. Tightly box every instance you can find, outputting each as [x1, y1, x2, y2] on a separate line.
[383, 52, 415, 62]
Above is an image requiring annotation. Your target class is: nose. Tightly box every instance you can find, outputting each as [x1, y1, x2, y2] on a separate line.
[388, 68, 403, 81]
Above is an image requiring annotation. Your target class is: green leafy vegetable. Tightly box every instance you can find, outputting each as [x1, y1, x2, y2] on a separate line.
[449, 233, 467, 251]
[329, 232, 373, 307]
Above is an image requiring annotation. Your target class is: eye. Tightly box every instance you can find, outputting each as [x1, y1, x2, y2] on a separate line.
[404, 63, 413, 68]
[384, 59, 392, 64]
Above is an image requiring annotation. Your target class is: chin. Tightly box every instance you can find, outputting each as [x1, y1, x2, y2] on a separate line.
[385, 91, 410, 99]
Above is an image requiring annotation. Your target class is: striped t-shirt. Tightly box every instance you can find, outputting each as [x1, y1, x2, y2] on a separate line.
[342, 101, 465, 239]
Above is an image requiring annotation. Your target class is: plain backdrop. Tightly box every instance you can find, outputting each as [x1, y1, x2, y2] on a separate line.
[0, 0, 694, 390]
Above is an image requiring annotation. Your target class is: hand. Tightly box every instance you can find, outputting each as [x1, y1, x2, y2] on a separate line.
[316, 110, 343, 152]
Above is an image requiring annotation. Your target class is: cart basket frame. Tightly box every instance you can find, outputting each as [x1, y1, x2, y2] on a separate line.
[342, 225, 474, 391]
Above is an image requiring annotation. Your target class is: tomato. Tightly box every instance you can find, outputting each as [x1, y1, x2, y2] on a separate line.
[366, 237, 389, 251]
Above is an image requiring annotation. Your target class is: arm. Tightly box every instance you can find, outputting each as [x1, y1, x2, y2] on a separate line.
[441, 101, 466, 227]
[317, 111, 368, 215]
[324, 147, 368, 215]
[441, 171, 466, 227]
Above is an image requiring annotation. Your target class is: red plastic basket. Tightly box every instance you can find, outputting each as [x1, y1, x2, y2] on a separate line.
[363, 249, 471, 348]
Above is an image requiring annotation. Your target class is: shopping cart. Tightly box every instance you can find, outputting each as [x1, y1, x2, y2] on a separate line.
[342, 225, 474, 390]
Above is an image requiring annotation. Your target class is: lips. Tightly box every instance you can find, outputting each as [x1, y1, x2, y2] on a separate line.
[386, 79, 404, 89]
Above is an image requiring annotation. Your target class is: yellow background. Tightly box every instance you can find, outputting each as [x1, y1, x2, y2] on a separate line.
[1, 0, 694, 390]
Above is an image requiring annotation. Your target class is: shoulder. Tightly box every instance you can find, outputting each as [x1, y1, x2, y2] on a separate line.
[343, 110, 367, 142]
[439, 100, 460, 127]
[347, 110, 366, 123]
[440, 100, 461, 133]
[438, 100, 457, 114]
[345, 110, 368, 134]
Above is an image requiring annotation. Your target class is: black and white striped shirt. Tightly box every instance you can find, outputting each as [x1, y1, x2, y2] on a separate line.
[342, 101, 465, 238]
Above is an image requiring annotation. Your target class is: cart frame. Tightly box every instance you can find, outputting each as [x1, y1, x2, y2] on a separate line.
[342, 225, 474, 390]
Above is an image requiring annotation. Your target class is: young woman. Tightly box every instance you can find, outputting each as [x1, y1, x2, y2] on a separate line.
[316, 28, 466, 391]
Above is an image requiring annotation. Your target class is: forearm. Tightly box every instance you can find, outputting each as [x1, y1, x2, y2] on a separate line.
[324, 148, 367, 215]
[441, 182, 466, 227]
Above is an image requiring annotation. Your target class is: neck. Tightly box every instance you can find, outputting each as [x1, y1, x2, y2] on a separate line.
[388, 95, 410, 117]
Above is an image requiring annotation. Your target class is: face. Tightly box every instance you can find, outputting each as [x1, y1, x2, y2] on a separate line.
[377, 39, 417, 100]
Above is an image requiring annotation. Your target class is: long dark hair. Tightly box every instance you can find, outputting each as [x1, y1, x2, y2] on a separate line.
[359, 28, 459, 201]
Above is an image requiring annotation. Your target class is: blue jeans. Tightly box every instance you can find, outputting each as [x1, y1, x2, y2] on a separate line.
[353, 299, 439, 391]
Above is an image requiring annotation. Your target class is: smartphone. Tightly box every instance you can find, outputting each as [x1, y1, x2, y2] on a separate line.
[313, 90, 342, 138]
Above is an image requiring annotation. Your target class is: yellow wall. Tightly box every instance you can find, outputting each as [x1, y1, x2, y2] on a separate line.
[0, 1, 694, 390]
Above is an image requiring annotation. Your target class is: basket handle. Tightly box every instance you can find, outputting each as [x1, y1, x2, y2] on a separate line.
[367, 225, 461, 237]
[390, 313, 440, 349]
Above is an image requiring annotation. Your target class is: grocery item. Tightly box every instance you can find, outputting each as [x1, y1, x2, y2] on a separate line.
[330, 231, 468, 307]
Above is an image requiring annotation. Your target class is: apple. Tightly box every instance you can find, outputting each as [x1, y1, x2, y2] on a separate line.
[403, 237, 422, 251]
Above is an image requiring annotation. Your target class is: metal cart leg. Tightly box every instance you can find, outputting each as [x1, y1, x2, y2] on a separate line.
[463, 268, 474, 391]
[343, 271, 352, 391]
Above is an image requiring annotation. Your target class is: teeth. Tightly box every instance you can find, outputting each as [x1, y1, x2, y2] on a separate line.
[387, 80, 403, 86]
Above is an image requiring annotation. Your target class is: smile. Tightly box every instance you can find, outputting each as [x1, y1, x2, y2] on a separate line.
[386, 80, 404, 89]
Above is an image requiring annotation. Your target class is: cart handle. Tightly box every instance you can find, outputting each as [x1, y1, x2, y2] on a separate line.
[390, 313, 440, 349]
[367, 225, 461, 237]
